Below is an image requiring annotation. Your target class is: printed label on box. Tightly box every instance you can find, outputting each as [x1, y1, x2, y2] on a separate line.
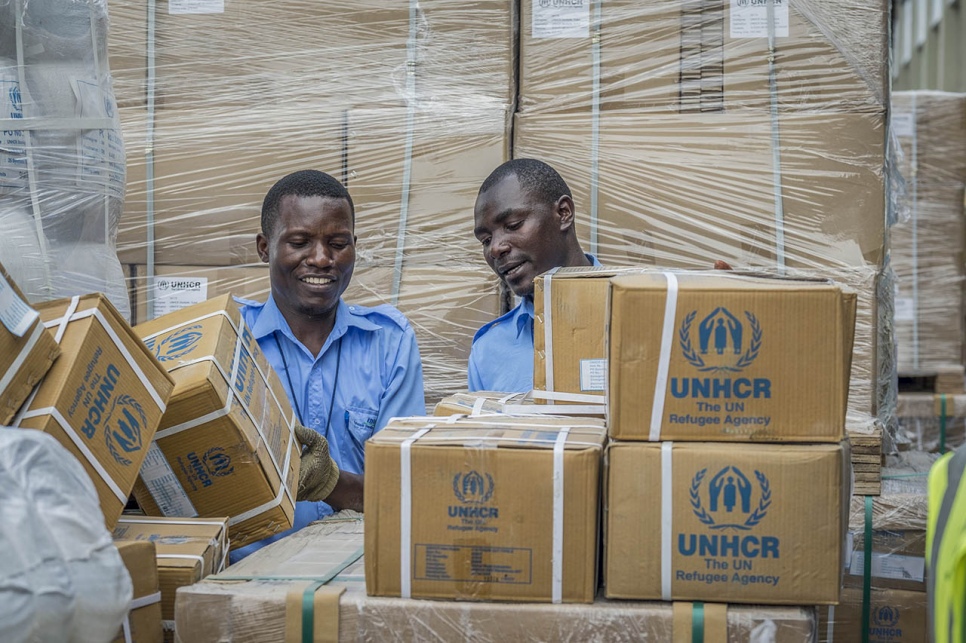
[0, 272, 38, 337]
[169, 0, 224, 15]
[895, 297, 915, 322]
[140, 443, 198, 517]
[892, 112, 916, 138]
[730, 0, 789, 39]
[579, 358, 607, 392]
[849, 551, 925, 583]
[532, 0, 590, 39]
[150, 276, 209, 317]
[415, 544, 532, 584]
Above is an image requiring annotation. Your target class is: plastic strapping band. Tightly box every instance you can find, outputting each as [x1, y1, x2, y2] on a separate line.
[0, 323, 44, 396]
[49, 296, 81, 343]
[299, 546, 364, 643]
[123, 588, 163, 641]
[118, 517, 227, 527]
[158, 553, 206, 568]
[146, 0, 158, 318]
[661, 442, 674, 600]
[940, 393, 948, 454]
[544, 267, 560, 393]
[589, 1, 602, 254]
[530, 389, 606, 404]
[471, 397, 487, 417]
[551, 426, 571, 604]
[862, 495, 873, 643]
[20, 406, 127, 502]
[692, 601, 705, 643]
[0, 117, 115, 131]
[766, 0, 786, 270]
[391, 0, 419, 306]
[910, 93, 919, 368]
[650, 272, 679, 441]
[827, 605, 836, 642]
[400, 427, 432, 598]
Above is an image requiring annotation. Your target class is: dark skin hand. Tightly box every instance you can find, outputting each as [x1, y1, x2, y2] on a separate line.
[714, 260, 733, 270]
[326, 470, 364, 513]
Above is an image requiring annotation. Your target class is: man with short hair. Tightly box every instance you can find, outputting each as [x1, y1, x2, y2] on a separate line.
[469, 159, 600, 393]
[232, 169, 425, 561]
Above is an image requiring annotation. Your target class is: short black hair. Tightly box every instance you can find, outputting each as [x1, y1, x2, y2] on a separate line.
[261, 170, 354, 239]
[478, 158, 573, 206]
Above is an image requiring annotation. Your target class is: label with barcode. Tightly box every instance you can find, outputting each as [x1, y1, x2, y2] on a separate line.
[730, 0, 789, 38]
[0, 272, 38, 337]
[140, 443, 198, 517]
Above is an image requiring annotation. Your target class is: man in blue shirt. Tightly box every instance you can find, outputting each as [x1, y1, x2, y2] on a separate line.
[231, 169, 425, 561]
[469, 159, 600, 393]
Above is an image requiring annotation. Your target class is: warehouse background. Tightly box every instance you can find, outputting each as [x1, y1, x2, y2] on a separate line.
[893, 0, 966, 90]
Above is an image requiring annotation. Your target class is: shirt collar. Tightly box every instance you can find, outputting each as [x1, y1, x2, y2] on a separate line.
[250, 295, 380, 348]
[513, 297, 535, 339]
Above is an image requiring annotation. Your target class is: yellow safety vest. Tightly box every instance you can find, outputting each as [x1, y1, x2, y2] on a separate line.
[927, 444, 966, 643]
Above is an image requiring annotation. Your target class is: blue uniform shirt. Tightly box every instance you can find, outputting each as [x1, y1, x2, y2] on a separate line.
[230, 295, 425, 562]
[467, 255, 602, 393]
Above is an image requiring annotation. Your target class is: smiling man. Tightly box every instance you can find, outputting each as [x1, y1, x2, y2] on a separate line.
[231, 169, 425, 561]
[469, 159, 599, 393]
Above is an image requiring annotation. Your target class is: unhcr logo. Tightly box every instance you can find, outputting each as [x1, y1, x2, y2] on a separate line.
[152, 324, 203, 363]
[679, 307, 762, 373]
[869, 605, 902, 637]
[203, 447, 234, 477]
[690, 466, 771, 531]
[449, 470, 498, 520]
[103, 394, 147, 466]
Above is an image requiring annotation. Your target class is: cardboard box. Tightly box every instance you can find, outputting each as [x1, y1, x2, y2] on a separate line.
[608, 272, 855, 442]
[818, 587, 927, 643]
[898, 392, 966, 453]
[605, 441, 849, 604]
[433, 391, 605, 418]
[0, 262, 60, 425]
[14, 294, 175, 529]
[175, 516, 817, 642]
[113, 516, 229, 643]
[111, 540, 163, 643]
[519, 0, 887, 114]
[365, 415, 607, 603]
[130, 296, 300, 551]
[513, 109, 887, 269]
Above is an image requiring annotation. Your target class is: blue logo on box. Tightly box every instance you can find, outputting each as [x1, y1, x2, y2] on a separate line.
[104, 394, 147, 466]
[203, 447, 233, 477]
[680, 307, 762, 373]
[453, 470, 494, 504]
[690, 466, 771, 530]
[872, 606, 900, 628]
[152, 324, 203, 363]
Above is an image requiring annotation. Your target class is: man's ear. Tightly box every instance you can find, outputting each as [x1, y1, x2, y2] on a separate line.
[556, 195, 576, 232]
[256, 232, 270, 263]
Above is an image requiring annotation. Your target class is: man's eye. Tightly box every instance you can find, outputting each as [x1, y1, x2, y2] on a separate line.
[480, 237, 491, 247]
[288, 240, 308, 248]
[506, 221, 523, 231]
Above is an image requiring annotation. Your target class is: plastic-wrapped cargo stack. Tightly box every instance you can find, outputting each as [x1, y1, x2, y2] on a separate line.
[0, 0, 130, 319]
[516, 0, 895, 478]
[107, 0, 515, 402]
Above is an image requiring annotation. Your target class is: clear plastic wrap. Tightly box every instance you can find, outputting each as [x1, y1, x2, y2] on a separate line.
[890, 91, 966, 373]
[897, 392, 966, 453]
[0, 0, 130, 319]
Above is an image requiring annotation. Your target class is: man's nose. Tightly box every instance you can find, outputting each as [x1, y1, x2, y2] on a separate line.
[305, 242, 333, 266]
[488, 232, 510, 259]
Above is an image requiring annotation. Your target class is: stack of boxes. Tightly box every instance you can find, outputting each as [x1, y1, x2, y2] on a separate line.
[106, 0, 516, 400]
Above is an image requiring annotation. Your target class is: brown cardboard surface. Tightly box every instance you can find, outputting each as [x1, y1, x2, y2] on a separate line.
[608, 272, 854, 442]
[131, 296, 300, 550]
[175, 516, 816, 642]
[818, 587, 927, 643]
[605, 441, 849, 604]
[111, 540, 163, 643]
[113, 516, 230, 641]
[513, 109, 887, 270]
[519, 0, 887, 114]
[16, 294, 174, 529]
[365, 415, 607, 603]
[0, 261, 60, 425]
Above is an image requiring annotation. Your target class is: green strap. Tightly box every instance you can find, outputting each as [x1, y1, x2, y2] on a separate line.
[862, 496, 873, 643]
[940, 394, 948, 454]
[692, 602, 705, 643]
[881, 473, 929, 480]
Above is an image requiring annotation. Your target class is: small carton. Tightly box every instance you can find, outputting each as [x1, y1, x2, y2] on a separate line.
[818, 587, 927, 643]
[0, 262, 60, 424]
[111, 540, 163, 643]
[113, 516, 229, 642]
[608, 272, 856, 442]
[365, 415, 607, 603]
[15, 294, 175, 529]
[131, 295, 300, 550]
[605, 441, 849, 604]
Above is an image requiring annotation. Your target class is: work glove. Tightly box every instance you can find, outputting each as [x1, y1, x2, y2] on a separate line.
[294, 423, 340, 503]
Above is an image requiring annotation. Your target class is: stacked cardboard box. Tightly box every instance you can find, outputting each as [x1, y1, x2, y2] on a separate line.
[891, 92, 966, 373]
[175, 515, 817, 642]
[107, 1, 514, 399]
[603, 272, 853, 605]
[898, 392, 966, 453]
[129, 296, 301, 551]
[111, 540, 163, 643]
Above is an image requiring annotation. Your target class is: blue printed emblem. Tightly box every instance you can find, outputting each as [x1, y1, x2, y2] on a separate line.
[680, 307, 762, 373]
[690, 465, 771, 530]
[104, 394, 147, 466]
[453, 471, 495, 504]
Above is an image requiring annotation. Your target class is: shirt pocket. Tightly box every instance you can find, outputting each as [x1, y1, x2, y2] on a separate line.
[345, 404, 379, 448]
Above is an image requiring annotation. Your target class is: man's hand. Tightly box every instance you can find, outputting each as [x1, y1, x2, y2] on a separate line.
[294, 423, 340, 503]
[325, 470, 364, 513]
[713, 260, 733, 270]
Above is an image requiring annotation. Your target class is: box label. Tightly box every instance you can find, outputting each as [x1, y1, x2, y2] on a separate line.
[140, 443, 198, 517]
[579, 358, 607, 392]
[532, 0, 590, 39]
[668, 306, 773, 435]
[0, 78, 28, 192]
[892, 112, 916, 138]
[849, 551, 925, 583]
[730, 0, 789, 39]
[414, 544, 532, 584]
[168, 0, 224, 14]
[895, 297, 915, 322]
[150, 276, 209, 318]
[0, 271, 38, 337]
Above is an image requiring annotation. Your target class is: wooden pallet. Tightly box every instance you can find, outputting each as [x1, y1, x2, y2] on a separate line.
[849, 428, 883, 496]
[898, 364, 965, 394]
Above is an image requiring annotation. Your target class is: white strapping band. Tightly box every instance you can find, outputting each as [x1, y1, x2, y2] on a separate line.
[471, 397, 487, 416]
[121, 590, 163, 643]
[157, 553, 206, 568]
[20, 406, 127, 502]
[543, 267, 560, 392]
[400, 426, 432, 598]
[826, 605, 836, 642]
[530, 389, 606, 405]
[661, 442, 674, 601]
[551, 426, 571, 604]
[0, 323, 45, 396]
[649, 272, 679, 442]
[118, 517, 228, 527]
